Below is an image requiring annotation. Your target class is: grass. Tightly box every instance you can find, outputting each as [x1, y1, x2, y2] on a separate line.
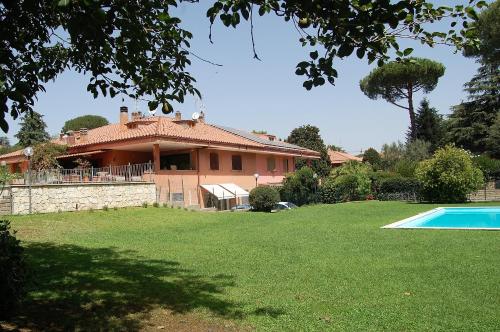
[4, 201, 500, 331]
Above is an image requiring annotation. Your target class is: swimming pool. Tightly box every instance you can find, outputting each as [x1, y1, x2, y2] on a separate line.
[383, 207, 500, 230]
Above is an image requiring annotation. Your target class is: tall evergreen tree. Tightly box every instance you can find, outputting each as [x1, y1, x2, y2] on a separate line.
[447, 1, 499, 156]
[286, 125, 331, 178]
[410, 99, 445, 152]
[15, 112, 50, 147]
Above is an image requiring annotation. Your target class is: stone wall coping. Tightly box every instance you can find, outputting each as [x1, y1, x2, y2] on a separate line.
[10, 182, 154, 189]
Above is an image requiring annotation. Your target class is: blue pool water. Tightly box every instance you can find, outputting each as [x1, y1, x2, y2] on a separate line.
[385, 207, 500, 229]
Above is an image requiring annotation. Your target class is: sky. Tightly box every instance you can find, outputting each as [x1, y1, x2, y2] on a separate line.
[4, 2, 481, 154]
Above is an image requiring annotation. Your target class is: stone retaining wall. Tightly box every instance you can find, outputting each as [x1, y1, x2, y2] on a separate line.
[11, 182, 156, 215]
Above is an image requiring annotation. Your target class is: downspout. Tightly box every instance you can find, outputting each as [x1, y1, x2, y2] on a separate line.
[196, 148, 202, 208]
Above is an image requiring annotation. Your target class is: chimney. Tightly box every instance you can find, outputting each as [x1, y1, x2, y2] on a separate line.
[131, 111, 142, 121]
[198, 111, 205, 123]
[59, 133, 64, 141]
[174, 111, 181, 121]
[120, 106, 129, 125]
[79, 128, 88, 143]
[65, 130, 75, 145]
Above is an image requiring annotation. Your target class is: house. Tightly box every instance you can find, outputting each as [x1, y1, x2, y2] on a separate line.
[327, 149, 362, 167]
[0, 107, 320, 209]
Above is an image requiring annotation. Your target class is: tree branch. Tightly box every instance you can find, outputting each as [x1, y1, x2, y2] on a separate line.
[250, 3, 261, 61]
[387, 100, 409, 110]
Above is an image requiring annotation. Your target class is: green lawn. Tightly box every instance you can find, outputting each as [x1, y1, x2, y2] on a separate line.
[4, 201, 500, 331]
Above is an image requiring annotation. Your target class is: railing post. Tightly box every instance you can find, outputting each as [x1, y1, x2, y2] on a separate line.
[128, 162, 131, 181]
[90, 166, 93, 182]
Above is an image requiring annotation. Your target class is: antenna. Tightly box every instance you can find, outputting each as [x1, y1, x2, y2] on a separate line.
[194, 94, 207, 114]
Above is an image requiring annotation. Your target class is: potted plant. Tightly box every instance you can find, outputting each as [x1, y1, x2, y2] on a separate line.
[74, 158, 92, 182]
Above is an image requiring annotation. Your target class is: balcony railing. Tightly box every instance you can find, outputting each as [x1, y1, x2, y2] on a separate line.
[23, 162, 155, 185]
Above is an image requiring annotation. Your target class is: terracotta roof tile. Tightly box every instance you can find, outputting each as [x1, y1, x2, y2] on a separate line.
[0, 116, 321, 160]
[328, 150, 362, 164]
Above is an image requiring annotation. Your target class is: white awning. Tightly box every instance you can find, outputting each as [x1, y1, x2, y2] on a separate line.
[201, 184, 235, 199]
[220, 183, 249, 197]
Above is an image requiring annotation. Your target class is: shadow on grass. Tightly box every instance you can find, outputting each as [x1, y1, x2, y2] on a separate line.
[5, 242, 244, 331]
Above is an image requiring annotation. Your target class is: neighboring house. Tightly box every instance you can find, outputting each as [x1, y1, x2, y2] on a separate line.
[0, 107, 320, 209]
[327, 149, 362, 167]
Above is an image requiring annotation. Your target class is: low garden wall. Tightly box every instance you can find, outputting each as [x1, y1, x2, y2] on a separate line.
[469, 180, 500, 202]
[10, 182, 157, 215]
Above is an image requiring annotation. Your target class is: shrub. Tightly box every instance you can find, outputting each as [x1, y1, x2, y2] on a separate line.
[320, 174, 370, 203]
[152, 202, 159, 208]
[327, 161, 372, 200]
[102, 205, 109, 211]
[142, 202, 148, 208]
[0, 220, 28, 318]
[394, 159, 419, 178]
[249, 186, 280, 212]
[369, 171, 396, 192]
[280, 166, 319, 206]
[416, 145, 484, 203]
[473, 155, 500, 180]
[377, 176, 421, 201]
[162, 203, 168, 208]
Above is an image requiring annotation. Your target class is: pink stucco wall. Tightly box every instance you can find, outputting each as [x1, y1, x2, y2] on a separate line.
[153, 148, 296, 208]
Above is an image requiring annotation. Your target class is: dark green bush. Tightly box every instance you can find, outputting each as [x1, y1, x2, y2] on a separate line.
[377, 176, 421, 201]
[473, 155, 500, 180]
[320, 175, 360, 203]
[0, 220, 28, 318]
[249, 186, 280, 212]
[369, 171, 397, 193]
[279, 166, 319, 206]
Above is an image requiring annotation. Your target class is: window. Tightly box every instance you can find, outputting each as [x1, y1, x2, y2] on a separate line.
[267, 157, 276, 171]
[232, 155, 242, 171]
[495, 179, 500, 190]
[160, 153, 191, 170]
[209, 153, 219, 170]
[283, 158, 289, 173]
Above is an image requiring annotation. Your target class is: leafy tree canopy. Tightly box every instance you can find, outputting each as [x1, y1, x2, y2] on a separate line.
[14, 112, 50, 148]
[464, 0, 500, 64]
[31, 142, 67, 171]
[62, 115, 109, 133]
[362, 148, 381, 167]
[360, 58, 445, 139]
[208, 1, 481, 90]
[327, 144, 345, 153]
[286, 125, 331, 177]
[0, 0, 485, 132]
[447, 1, 499, 157]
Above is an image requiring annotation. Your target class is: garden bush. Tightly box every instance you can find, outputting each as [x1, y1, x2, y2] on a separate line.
[377, 176, 421, 201]
[0, 220, 28, 318]
[249, 186, 280, 212]
[416, 145, 484, 203]
[323, 161, 372, 202]
[473, 155, 500, 180]
[320, 174, 371, 203]
[279, 166, 319, 206]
